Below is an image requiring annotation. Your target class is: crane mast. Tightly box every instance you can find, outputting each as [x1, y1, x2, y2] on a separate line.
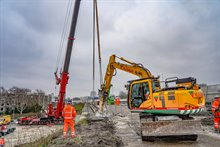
[54, 0, 81, 118]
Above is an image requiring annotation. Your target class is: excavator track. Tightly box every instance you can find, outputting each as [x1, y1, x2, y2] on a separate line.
[140, 113, 201, 141]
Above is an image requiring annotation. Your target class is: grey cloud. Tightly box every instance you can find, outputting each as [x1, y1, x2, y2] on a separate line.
[0, 0, 219, 97]
[8, 0, 69, 33]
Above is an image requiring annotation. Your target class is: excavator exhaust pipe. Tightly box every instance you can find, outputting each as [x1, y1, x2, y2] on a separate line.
[140, 114, 201, 141]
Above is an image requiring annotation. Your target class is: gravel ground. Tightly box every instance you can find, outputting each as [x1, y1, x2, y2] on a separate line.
[4, 124, 63, 147]
[46, 103, 123, 147]
[8, 104, 220, 147]
[47, 104, 220, 147]
[4, 116, 80, 147]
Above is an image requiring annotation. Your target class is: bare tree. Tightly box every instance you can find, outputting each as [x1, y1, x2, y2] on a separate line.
[16, 95, 27, 115]
[34, 89, 47, 110]
[0, 86, 49, 114]
[0, 86, 7, 94]
[7, 87, 30, 114]
[9, 86, 31, 94]
[35, 89, 45, 95]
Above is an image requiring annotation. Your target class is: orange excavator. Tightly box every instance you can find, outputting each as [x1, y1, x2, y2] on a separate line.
[212, 96, 220, 132]
[99, 54, 205, 141]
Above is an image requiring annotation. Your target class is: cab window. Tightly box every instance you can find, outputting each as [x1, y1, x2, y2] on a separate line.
[131, 82, 149, 107]
[131, 83, 142, 98]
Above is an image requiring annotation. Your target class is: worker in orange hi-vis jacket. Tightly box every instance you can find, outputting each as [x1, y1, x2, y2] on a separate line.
[62, 100, 76, 138]
[212, 96, 220, 132]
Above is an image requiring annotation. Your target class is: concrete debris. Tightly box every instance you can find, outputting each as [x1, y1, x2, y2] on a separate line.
[48, 118, 123, 147]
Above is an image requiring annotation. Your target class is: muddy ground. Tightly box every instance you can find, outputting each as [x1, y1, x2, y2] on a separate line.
[48, 118, 123, 147]
[21, 104, 220, 147]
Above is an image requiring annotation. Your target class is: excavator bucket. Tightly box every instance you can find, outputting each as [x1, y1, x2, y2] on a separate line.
[140, 116, 201, 141]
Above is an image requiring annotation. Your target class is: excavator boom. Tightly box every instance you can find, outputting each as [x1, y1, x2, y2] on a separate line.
[99, 54, 157, 112]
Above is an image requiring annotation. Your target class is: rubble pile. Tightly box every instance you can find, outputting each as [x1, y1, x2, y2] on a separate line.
[49, 118, 123, 147]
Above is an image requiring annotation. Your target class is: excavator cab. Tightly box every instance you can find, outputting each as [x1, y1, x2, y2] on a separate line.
[127, 77, 204, 141]
[130, 81, 149, 107]
[128, 78, 159, 109]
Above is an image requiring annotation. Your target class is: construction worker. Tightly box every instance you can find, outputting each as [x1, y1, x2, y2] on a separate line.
[0, 137, 5, 147]
[62, 100, 76, 138]
[115, 97, 121, 106]
[212, 96, 220, 132]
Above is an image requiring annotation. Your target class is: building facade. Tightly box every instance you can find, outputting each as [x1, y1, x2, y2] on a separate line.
[200, 84, 220, 110]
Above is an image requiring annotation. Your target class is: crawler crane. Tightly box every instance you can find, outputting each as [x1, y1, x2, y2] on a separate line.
[99, 54, 205, 141]
[19, 0, 82, 125]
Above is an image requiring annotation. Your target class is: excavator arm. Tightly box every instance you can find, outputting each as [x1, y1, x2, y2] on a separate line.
[99, 54, 154, 112]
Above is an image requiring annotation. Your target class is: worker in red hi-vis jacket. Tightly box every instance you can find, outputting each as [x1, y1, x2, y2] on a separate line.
[212, 96, 220, 132]
[62, 100, 76, 138]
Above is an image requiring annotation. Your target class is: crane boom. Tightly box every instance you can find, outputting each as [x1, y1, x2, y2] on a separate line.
[54, 0, 81, 118]
[63, 0, 81, 72]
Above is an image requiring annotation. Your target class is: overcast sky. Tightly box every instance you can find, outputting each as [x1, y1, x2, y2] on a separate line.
[0, 0, 219, 97]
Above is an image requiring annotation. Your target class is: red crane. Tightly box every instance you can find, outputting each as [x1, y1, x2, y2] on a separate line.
[19, 0, 82, 125]
[48, 0, 81, 119]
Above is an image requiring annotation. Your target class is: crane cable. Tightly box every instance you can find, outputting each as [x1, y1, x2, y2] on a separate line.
[55, 0, 73, 95]
[92, 0, 103, 94]
[55, 0, 73, 71]
[92, 0, 96, 96]
[95, 0, 103, 87]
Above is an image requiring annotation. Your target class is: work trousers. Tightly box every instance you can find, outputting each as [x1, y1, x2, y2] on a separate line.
[214, 117, 220, 131]
[63, 119, 75, 137]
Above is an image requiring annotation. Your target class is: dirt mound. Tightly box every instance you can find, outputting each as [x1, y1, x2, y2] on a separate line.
[49, 118, 123, 147]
